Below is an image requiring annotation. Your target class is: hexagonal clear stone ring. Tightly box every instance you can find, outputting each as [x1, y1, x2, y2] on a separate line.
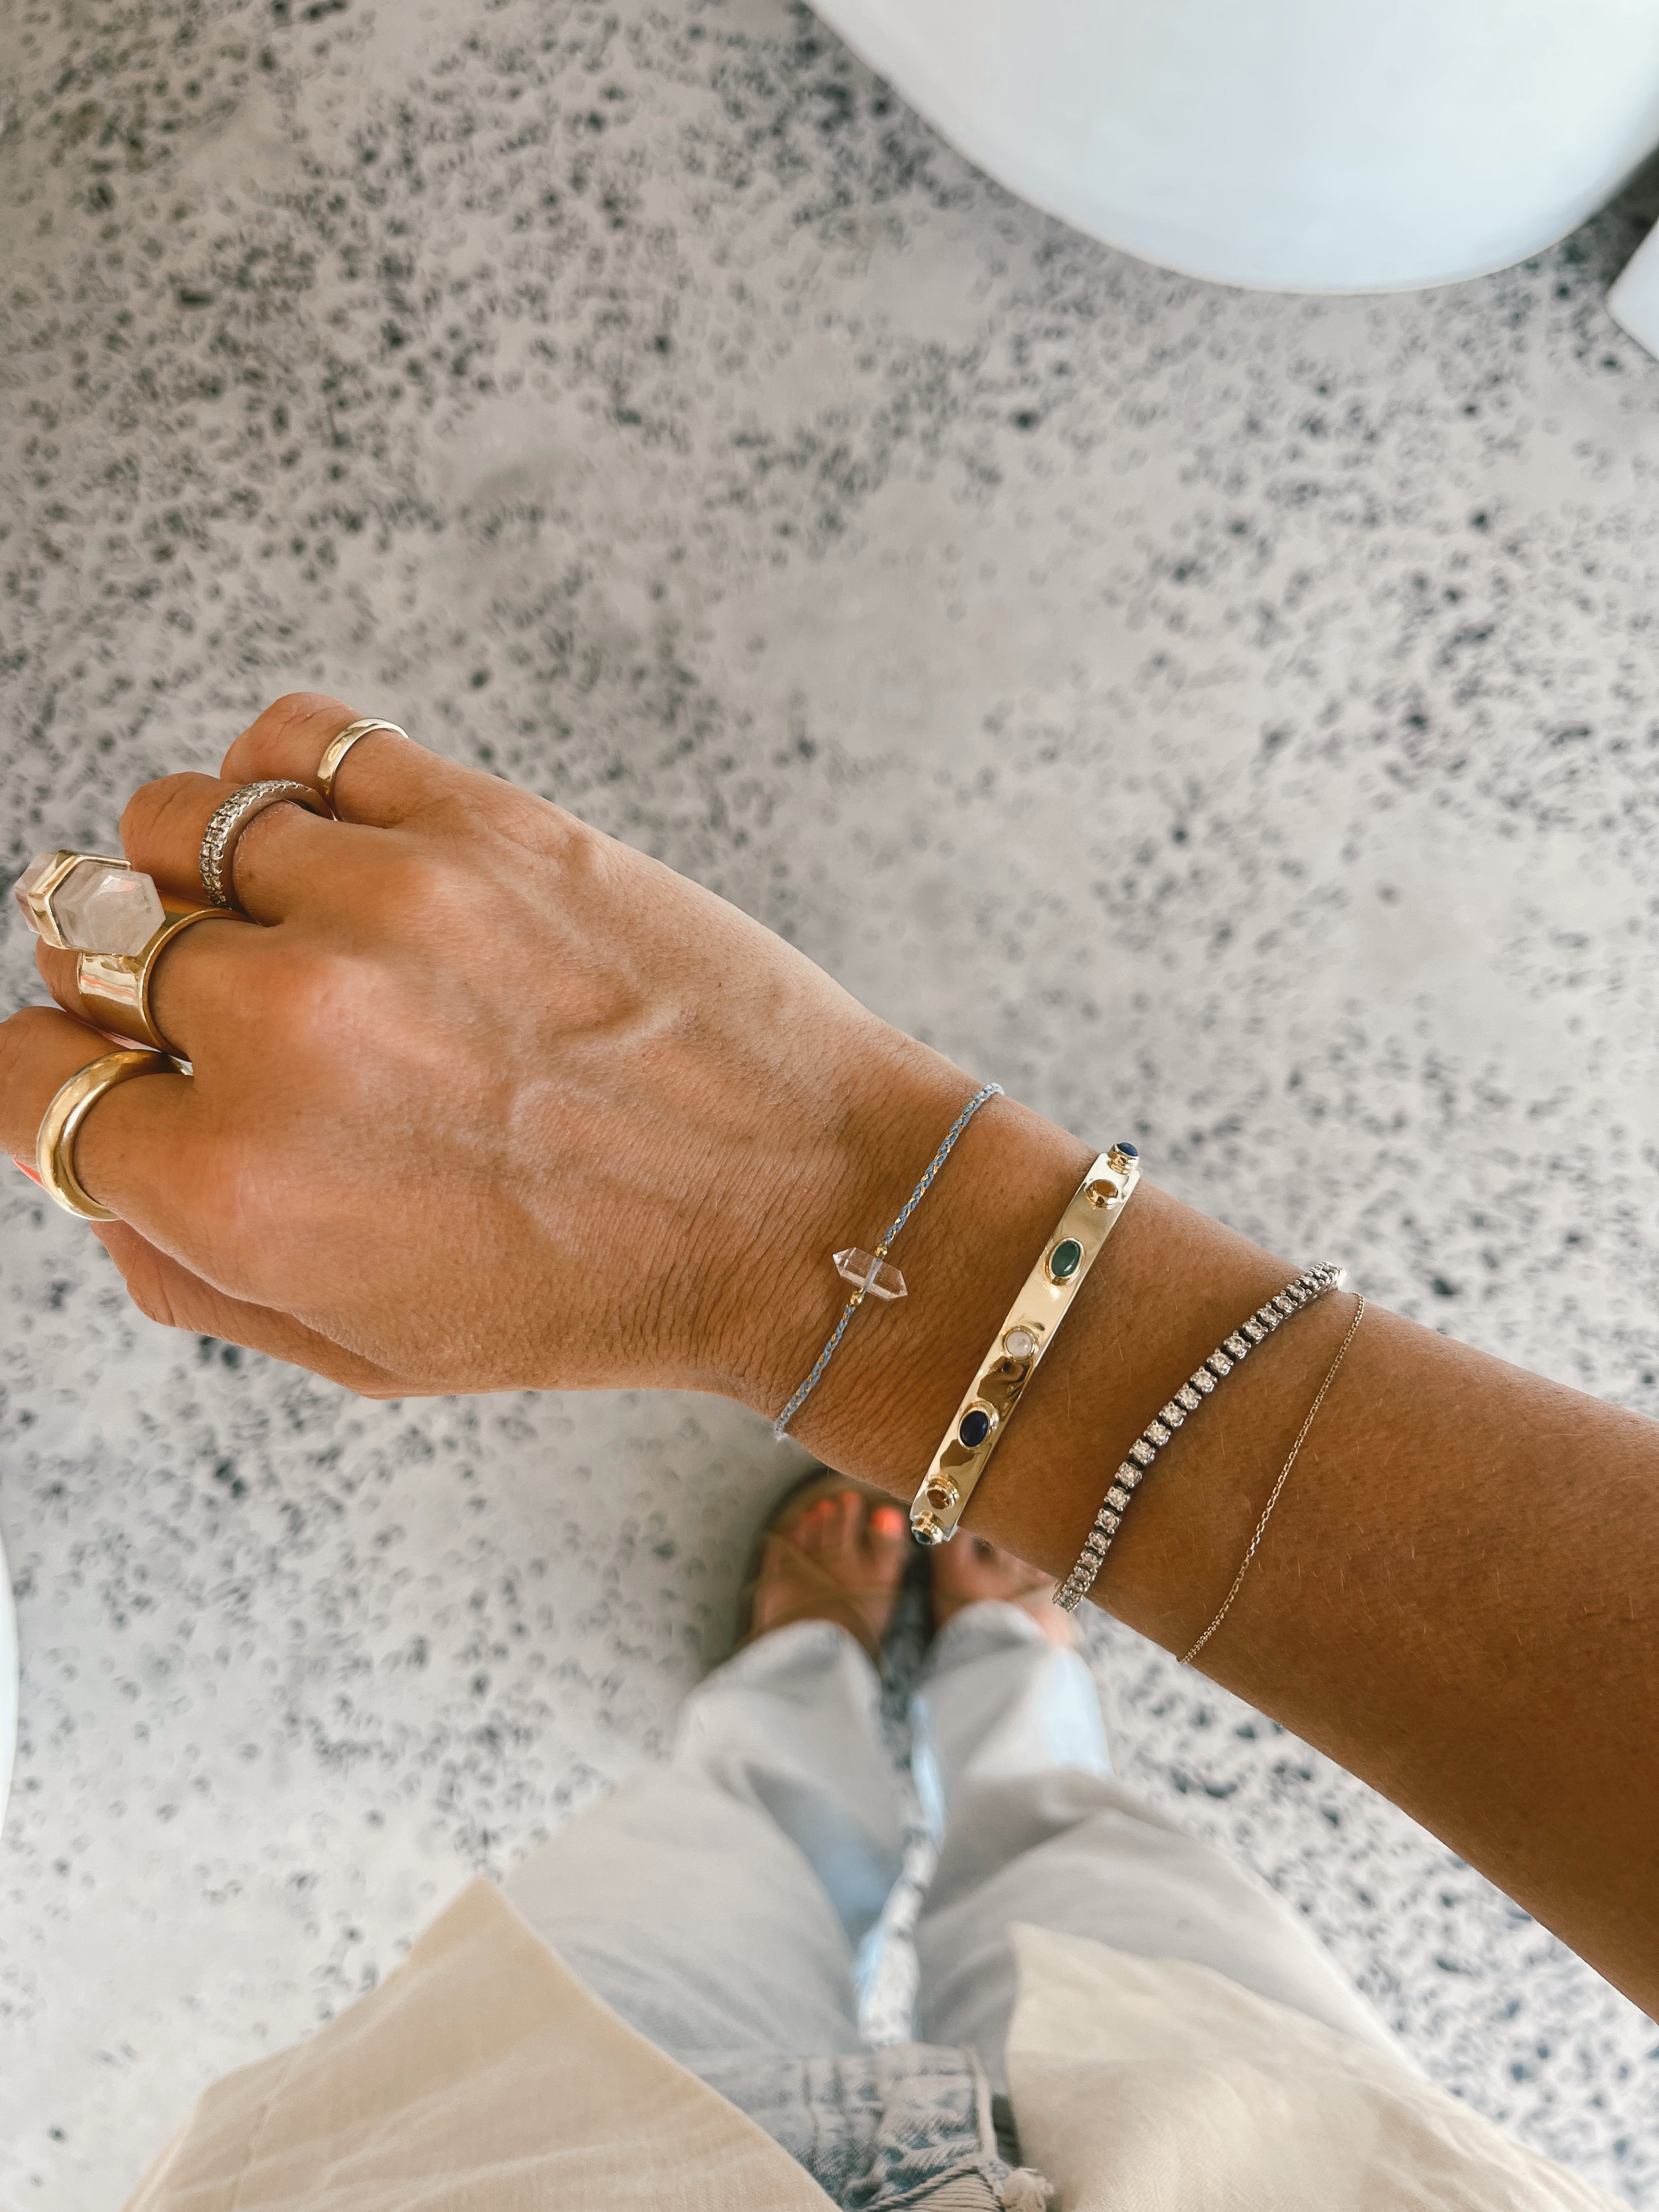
[198, 779, 334, 911]
[13, 849, 167, 956]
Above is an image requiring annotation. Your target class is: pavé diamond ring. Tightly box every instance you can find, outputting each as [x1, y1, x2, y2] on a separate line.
[199, 780, 332, 911]
[314, 718, 408, 808]
[13, 849, 166, 956]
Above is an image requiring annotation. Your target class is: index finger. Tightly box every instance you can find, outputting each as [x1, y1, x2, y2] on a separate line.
[221, 692, 478, 829]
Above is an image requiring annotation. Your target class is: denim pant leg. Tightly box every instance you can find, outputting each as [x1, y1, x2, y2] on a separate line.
[910, 1602, 1405, 2094]
[503, 1621, 907, 2063]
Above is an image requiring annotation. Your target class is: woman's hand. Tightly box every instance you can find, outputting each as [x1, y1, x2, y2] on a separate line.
[0, 693, 977, 1404]
[13, 704, 1659, 2017]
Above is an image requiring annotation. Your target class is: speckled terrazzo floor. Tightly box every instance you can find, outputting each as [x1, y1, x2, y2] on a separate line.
[4, 2, 1659, 2203]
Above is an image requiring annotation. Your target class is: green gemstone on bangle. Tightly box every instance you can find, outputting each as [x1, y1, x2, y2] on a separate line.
[1048, 1237, 1083, 1282]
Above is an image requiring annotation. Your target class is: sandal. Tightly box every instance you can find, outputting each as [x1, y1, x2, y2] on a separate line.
[736, 1469, 909, 1663]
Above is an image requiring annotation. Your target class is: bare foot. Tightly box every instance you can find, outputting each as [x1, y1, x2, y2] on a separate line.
[746, 1482, 911, 1658]
[930, 1534, 1074, 1646]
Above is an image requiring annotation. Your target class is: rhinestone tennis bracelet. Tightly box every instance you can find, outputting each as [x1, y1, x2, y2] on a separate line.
[1053, 1261, 1345, 1613]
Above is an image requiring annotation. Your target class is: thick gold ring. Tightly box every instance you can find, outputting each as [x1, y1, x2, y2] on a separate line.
[315, 718, 408, 808]
[76, 908, 246, 1053]
[35, 1047, 179, 1221]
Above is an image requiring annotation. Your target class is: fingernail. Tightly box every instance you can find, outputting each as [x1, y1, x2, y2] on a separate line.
[10, 1157, 42, 1187]
[872, 1506, 906, 1537]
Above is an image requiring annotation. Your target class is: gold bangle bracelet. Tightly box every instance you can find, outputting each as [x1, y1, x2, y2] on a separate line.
[36, 1047, 179, 1221]
[76, 908, 244, 1053]
[909, 1143, 1142, 1545]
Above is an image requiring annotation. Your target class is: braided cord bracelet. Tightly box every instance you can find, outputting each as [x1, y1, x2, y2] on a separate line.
[1053, 1262, 1345, 1613]
[772, 1081, 1003, 1440]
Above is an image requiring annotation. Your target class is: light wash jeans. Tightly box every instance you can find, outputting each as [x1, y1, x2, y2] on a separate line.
[505, 1603, 1401, 2205]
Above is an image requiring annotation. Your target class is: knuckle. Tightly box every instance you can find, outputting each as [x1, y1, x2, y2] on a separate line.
[204, 955, 352, 1074]
[120, 771, 219, 860]
[0, 1003, 66, 1082]
[0, 1017, 25, 1102]
[370, 843, 461, 929]
[0, 1003, 48, 1055]
[223, 692, 352, 781]
[259, 945, 364, 1036]
[269, 689, 341, 727]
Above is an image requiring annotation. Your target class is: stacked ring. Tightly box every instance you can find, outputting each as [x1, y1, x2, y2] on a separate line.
[315, 718, 408, 806]
[36, 1048, 179, 1221]
[76, 909, 245, 1054]
[199, 780, 332, 911]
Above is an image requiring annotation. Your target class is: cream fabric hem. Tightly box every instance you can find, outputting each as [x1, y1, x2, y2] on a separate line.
[121, 1883, 1627, 2212]
[1005, 1922, 1624, 2212]
[122, 1878, 833, 2212]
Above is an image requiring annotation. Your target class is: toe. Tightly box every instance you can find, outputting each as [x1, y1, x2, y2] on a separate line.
[745, 1483, 908, 1655]
[864, 1500, 910, 1584]
[869, 1503, 907, 1547]
[794, 1496, 836, 1554]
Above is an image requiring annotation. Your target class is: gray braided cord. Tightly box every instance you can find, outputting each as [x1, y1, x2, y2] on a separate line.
[772, 1082, 1003, 1440]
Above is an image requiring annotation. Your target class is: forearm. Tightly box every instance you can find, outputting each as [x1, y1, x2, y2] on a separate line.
[10, 701, 1650, 2009]
[755, 1055, 1659, 2014]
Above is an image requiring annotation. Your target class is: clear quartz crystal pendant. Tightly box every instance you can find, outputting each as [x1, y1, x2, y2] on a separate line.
[13, 850, 164, 955]
[833, 1248, 907, 1301]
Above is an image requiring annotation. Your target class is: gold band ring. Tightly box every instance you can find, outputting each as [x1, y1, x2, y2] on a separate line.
[199, 779, 332, 911]
[315, 718, 408, 808]
[36, 1047, 179, 1221]
[76, 908, 246, 1053]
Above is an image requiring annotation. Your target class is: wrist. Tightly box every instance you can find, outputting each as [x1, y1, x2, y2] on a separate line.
[755, 1066, 1096, 1496]
[737, 1059, 1306, 1624]
[715, 1028, 983, 1422]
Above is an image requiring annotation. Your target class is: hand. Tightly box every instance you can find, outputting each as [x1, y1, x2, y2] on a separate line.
[0, 693, 977, 1403]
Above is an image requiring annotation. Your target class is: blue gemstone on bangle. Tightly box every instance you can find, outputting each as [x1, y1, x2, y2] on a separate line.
[1114, 1141, 1139, 1158]
[1049, 1238, 1084, 1281]
[958, 1407, 992, 1447]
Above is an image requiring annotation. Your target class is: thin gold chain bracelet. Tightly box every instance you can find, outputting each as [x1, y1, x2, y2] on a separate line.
[1180, 1294, 1365, 1664]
